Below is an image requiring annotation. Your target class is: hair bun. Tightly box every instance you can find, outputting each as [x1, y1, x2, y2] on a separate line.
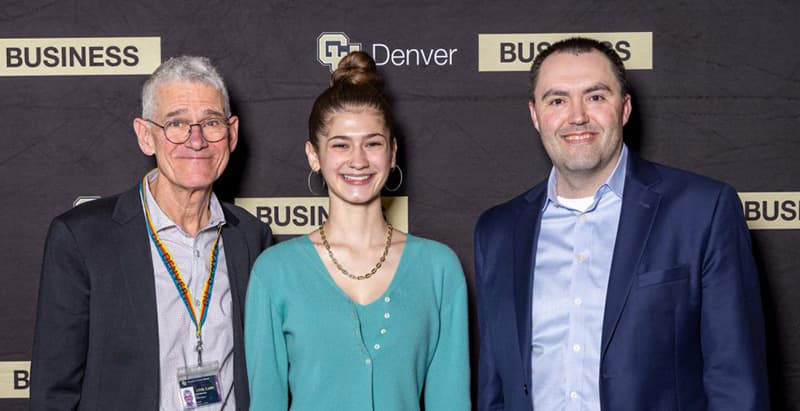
[331, 51, 384, 90]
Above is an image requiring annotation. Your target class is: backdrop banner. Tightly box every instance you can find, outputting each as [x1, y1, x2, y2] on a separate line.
[1, 1, 797, 409]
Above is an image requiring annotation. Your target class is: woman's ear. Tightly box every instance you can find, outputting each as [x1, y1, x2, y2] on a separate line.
[305, 141, 321, 172]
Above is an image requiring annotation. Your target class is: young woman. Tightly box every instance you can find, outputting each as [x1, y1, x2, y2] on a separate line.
[245, 51, 470, 410]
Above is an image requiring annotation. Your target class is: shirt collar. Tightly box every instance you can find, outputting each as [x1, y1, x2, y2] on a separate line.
[142, 169, 226, 234]
[544, 144, 629, 211]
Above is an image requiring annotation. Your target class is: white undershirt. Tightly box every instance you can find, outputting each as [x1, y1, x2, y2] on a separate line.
[557, 195, 594, 212]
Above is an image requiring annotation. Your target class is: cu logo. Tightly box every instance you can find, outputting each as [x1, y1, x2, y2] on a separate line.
[317, 32, 362, 72]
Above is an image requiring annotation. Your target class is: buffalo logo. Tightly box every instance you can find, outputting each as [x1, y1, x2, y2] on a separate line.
[317, 32, 361, 72]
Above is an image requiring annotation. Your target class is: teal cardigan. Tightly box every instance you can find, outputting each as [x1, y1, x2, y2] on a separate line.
[245, 234, 470, 410]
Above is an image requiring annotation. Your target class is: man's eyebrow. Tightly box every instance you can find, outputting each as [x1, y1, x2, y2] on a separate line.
[584, 83, 613, 94]
[161, 108, 226, 118]
[539, 83, 614, 101]
[163, 109, 187, 118]
[540, 89, 568, 100]
[204, 109, 225, 117]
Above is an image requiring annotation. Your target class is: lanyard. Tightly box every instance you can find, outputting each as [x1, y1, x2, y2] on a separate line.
[139, 179, 223, 365]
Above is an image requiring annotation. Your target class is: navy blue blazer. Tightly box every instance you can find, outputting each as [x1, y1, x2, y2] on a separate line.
[474, 154, 769, 411]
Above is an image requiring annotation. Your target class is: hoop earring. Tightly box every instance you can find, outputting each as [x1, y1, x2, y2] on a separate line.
[385, 165, 403, 192]
[307, 170, 327, 196]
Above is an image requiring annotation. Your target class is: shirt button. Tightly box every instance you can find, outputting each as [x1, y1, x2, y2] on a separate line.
[380, 328, 387, 335]
[574, 297, 582, 306]
[577, 254, 586, 263]
[374, 344, 381, 350]
[573, 344, 581, 352]
[195, 299, 202, 307]
[384, 312, 391, 319]
[580, 214, 588, 222]
[384, 296, 391, 303]
[365, 358, 371, 365]
[570, 391, 578, 400]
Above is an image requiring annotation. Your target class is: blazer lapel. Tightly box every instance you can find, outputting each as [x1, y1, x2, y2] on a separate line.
[113, 186, 160, 381]
[220, 209, 249, 313]
[514, 186, 547, 366]
[601, 156, 662, 358]
[219, 208, 253, 405]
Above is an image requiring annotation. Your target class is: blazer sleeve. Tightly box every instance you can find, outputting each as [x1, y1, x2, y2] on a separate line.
[245, 262, 289, 410]
[474, 217, 505, 410]
[261, 223, 274, 251]
[30, 218, 90, 411]
[423, 250, 471, 410]
[700, 185, 770, 410]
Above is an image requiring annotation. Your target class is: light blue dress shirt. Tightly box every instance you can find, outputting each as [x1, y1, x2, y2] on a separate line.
[531, 145, 628, 411]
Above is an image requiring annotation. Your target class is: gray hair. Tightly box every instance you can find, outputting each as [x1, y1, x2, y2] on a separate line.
[141, 56, 230, 119]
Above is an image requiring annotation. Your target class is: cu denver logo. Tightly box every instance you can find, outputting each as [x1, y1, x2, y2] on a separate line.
[317, 32, 361, 72]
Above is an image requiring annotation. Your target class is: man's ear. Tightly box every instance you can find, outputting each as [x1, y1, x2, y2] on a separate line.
[226, 115, 240, 152]
[621, 94, 632, 126]
[134, 118, 156, 156]
[528, 101, 541, 133]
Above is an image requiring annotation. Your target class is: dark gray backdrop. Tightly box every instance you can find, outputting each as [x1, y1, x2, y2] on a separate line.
[1, 0, 798, 409]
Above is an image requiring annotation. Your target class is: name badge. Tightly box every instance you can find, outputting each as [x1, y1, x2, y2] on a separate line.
[177, 361, 222, 409]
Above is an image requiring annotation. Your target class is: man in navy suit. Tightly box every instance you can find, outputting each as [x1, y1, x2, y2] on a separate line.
[474, 37, 769, 410]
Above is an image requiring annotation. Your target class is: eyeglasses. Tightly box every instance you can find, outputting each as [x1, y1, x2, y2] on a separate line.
[145, 117, 231, 144]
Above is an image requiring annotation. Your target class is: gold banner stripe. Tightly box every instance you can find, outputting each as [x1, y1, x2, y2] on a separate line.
[478, 32, 652, 72]
[738, 192, 800, 230]
[0, 361, 29, 398]
[0, 37, 160, 76]
[235, 197, 409, 235]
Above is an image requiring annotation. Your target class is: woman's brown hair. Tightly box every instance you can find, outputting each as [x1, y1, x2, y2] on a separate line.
[308, 51, 394, 149]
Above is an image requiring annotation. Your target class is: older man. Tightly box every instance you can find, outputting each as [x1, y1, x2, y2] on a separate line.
[30, 56, 272, 410]
[475, 38, 769, 410]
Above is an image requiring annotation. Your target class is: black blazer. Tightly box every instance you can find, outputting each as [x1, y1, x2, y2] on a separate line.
[30, 185, 272, 411]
